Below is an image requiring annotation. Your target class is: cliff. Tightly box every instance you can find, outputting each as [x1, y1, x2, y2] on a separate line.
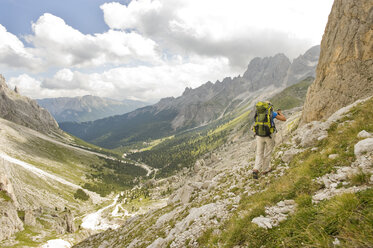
[302, 0, 373, 123]
[0, 74, 60, 134]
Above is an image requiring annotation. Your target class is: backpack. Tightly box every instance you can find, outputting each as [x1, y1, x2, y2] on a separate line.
[252, 101, 276, 137]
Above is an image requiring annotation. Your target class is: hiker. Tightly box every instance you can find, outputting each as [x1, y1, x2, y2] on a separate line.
[252, 101, 286, 179]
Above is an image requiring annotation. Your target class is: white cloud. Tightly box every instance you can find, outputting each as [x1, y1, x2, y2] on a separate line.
[26, 13, 161, 68]
[2, 0, 334, 101]
[0, 24, 42, 71]
[101, 0, 333, 67]
[7, 74, 90, 99]
[9, 56, 232, 101]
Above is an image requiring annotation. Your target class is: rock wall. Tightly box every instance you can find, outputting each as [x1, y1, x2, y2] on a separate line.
[301, 0, 373, 123]
[0, 74, 60, 134]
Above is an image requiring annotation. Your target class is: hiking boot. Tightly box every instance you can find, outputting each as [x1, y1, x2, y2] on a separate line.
[252, 170, 259, 179]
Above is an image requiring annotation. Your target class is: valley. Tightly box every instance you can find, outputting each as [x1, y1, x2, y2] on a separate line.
[1, 0, 372, 245]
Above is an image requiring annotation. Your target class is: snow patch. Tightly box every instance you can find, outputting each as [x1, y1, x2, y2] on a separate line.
[42, 239, 71, 248]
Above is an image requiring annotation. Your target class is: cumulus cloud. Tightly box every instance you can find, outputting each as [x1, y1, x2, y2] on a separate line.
[9, 56, 231, 101]
[0, 24, 42, 71]
[26, 13, 161, 68]
[2, 0, 334, 101]
[101, 0, 333, 68]
[7, 74, 90, 99]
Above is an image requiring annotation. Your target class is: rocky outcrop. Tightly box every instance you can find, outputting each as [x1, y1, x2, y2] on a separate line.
[0, 74, 60, 134]
[312, 134, 373, 203]
[252, 200, 297, 229]
[24, 210, 37, 226]
[302, 0, 373, 123]
[0, 172, 18, 207]
[295, 97, 370, 148]
[285, 45, 320, 86]
[62, 211, 76, 233]
[0, 201, 24, 241]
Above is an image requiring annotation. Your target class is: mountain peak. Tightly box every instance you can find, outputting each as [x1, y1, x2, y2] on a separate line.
[243, 53, 291, 91]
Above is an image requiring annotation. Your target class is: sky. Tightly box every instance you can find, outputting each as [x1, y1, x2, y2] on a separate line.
[0, 0, 334, 101]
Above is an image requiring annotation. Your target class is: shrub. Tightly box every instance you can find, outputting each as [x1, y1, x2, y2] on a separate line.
[74, 189, 90, 201]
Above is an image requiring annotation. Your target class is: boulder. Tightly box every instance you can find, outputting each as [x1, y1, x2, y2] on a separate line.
[357, 130, 372, 139]
[24, 210, 36, 226]
[328, 154, 339, 160]
[252, 216, 272, 229]
[354, 138, 373, 157]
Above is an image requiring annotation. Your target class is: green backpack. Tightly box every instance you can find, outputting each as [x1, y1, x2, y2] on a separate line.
[252, 101, 276, 137]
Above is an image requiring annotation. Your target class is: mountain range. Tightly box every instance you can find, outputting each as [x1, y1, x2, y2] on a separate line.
[60, 45, 320, 149]
[37, 95, 148, 123]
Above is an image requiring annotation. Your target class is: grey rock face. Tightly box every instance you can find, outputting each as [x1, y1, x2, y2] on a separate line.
[62, 211, 76, 233]
[302, 0, 373, 124]
[355, 138, 373, 157]
[243, 53, 291, 91]
[285, 45, 320, 86]
[0, 201, 24, 241]
[0, 74, 60, 134]
[357, 130, 372, 139]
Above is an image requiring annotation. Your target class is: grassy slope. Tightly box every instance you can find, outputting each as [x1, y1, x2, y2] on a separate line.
[198, 97, 373, 247]
[128, 109, 252, 177]
[59, 107, 179, 149]
[3, 120, 147, 196]
[270, 77, 313, 110]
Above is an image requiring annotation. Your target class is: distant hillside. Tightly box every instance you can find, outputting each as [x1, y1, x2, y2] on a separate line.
[270, 76, 314, 110]
[60, 46, 320, 149]
[37, 95, 148, 123]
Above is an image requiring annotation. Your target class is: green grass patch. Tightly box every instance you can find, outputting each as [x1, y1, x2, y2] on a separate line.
[17, 210, 25, 221]
[10, 226, 40, 247]
[350, 169, 371, 186]
[0, 191, 12, 202]
[129, 110, 251, 177]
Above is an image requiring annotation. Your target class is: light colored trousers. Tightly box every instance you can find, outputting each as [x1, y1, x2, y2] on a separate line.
[254, 136, 275, 172]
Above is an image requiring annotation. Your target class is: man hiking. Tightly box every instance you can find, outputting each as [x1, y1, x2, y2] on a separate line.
[252, 101, 286, 179]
